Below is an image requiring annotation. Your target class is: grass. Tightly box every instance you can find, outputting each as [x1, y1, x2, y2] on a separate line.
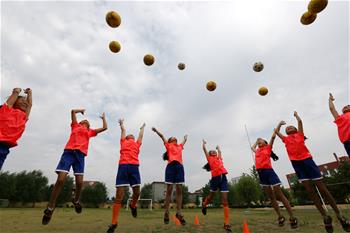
[0, 207, 350, 233]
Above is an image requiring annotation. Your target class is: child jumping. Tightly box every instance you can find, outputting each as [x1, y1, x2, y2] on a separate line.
[201, 139, 232, 232]
[106, 119, 146, 233]
[0, 88, 32, 170]
[152, 127, 187, 225]
[275, 111, 350, 233]
[42, 109, 107, 225]
[329, 93, 350, 157]
[251, 131, 298, 229]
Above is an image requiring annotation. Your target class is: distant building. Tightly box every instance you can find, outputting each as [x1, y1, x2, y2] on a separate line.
[188, 188, 203, 204]
[286, 154, 350, 187]
[151, 181, 175, 203]
[231, 176, 242, 185]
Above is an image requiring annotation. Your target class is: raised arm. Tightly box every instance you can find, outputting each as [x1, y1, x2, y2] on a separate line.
[137, 123, 146, 143]
[202, 139, 209, 157]
[118, 118, 126, 140]
[294, 111, 303, 134]
[268, 131, 277, 147]
[251, 141, 257, 153]
[152, 127, 167, 144]
[181, 135, 188, 146]
[6, 88, 21, 108]
[216, 145, 222, 159]
[71, 109, 85, 124]
[274, 120, 286, 139]
[329, 93, 339, 120]
[95, 112, 107, 134]
[24, 88, 33, 118]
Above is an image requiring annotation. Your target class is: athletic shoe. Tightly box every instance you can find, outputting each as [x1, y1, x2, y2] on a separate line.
[129, 204, 137, 218]
[72, 200, 82, 214]
[42, 208, 54, 225]
[278, 216, 286, 227]
[106, 224, 118, 233]
[224, 224, 232, 232]
[164, 212, 169, 224]
[290, 217, 298, 229]
[324, 215, 334, 233]
[175, 213, 186, 225]
[338, 216, 350, 232]
[201, 203, 207, 216]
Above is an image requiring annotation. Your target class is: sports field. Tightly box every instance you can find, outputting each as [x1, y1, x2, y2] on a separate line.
[0, 207, 349, 233]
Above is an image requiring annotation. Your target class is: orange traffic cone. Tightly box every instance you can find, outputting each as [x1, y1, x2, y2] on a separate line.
[173, 215, 181, 225]
[194, 215, 200, 225]
[243, 219, 250, 233]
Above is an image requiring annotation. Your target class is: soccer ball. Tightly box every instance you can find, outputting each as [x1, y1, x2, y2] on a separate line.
[308, 0, 328, 14]
[258, 87, 268, 96]
[109, 41, 121, 53]
[300, 11, 317, 25]
[178, 63, 185, 70]
[253, 62, 264, 72]
[143, 54, 155, 66]
[106, 11, 121, 28]
[206, 81, 217, 92]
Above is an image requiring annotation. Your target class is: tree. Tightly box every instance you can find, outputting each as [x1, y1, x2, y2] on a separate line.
[182, 185, 190, 205]
[81, 182, 108, 207]
[46, 176, 74, 207]
[201, 182, 221, 207]
[140, 183, 152, 199]
[0, 172, 16, 201]
[324, 161, 350, 203]
[250, 165, 266, 205]
[235, 174, 260, 206]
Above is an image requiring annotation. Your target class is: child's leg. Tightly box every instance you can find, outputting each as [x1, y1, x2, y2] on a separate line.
[221, 192, 229, 225]
[263, 186, 282, 218]
[175, 184, 183, 214]
[314, 180, 341, 218]
[273, 185, 294, 218]
[203, 192, 216, 206]
[0, 145, 10, 170]
[48, 172, 68, 208]
[302, 180, 327, 217]
[130, 186, 140, 208]
[73, 175, 83, 203]
[164, 184, 173, 214]
[111, 187, 125, 225]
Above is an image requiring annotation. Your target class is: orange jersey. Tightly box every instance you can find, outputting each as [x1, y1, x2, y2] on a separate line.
[282, 132, 312, 161]
[334, 112, 350, 143]
[165, 143, 184, 164]
[207, 155, 228, 177]
[255, 145, 272, 169]
[0, 103, 27, 147]
[119, 138, 141, 165]
[64, 123, 97, 156]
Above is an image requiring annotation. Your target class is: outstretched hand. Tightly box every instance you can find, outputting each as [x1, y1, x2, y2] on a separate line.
[329, 93, 335, 101]
[151, 127, 157, 132]
[24, 88, 32, 94]
[216, 145, 220, 150]
[118, 118, 124, 126]
[140, 123, 146, 129]
[100, 112, 105, 119]
[202, 139, 207, 145]
[294, 111, 299, 118]
[278, 120, 286, 126]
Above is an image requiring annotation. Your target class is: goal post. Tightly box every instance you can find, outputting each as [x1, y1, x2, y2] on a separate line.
[126, 198, 153, 211]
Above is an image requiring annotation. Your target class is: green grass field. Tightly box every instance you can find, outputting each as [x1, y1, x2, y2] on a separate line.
[0, 207, 349, 233]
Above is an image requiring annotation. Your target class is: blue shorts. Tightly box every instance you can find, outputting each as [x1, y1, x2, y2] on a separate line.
[344, 140, 350, 157]
[257, 169, 282, 187]
[291, 158, 322, 182]
[116, 164, 141, 188]
[210, 174, 229, 192]
[165, 161, 185, 184]
[0, 143, 10, 170]
[55, 149, 85, 175]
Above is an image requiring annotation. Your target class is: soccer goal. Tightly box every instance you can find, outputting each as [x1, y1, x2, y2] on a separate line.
[126, 199, 153, 211]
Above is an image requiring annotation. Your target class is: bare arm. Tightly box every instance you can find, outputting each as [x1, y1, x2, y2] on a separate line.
[181, 135, 188, 146]
[118, 118, 126, 140]
[137, 123, 146, 143]
[95, 112, 107, 134]
[251, 140, 257, 153]
[329, 93, 339, 120]
[294, 111, 303, 134]
[274, 120, 286, 139]
[202, 139, 209, 157]
[71, 109, 85, 124]
[152, 127, 167, 144]
[268, 131, 277, 147]
[216, 145, 222, 159]
[24, 88, 32, 118]
[6, 88, 21, 108]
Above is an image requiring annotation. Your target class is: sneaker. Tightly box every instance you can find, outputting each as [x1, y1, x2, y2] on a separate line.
[164, 212, 169, 225]
[202, 203, 207, 215]
[106, 224, 118, 233]
[175, 213, 186, 225]
[324, 215, 334, 233]
[72, 200, 82, 214]
[338, 216, 350, 232]
[290, 217, 298, 229]
[129, 204, 137, 218]
[224, 224, 232, 232]
[278, 216, 286, 227]
[42, 208, 54, 225]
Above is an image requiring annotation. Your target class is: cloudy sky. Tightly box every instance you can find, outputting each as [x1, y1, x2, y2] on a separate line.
[1, 0, 348, 196]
